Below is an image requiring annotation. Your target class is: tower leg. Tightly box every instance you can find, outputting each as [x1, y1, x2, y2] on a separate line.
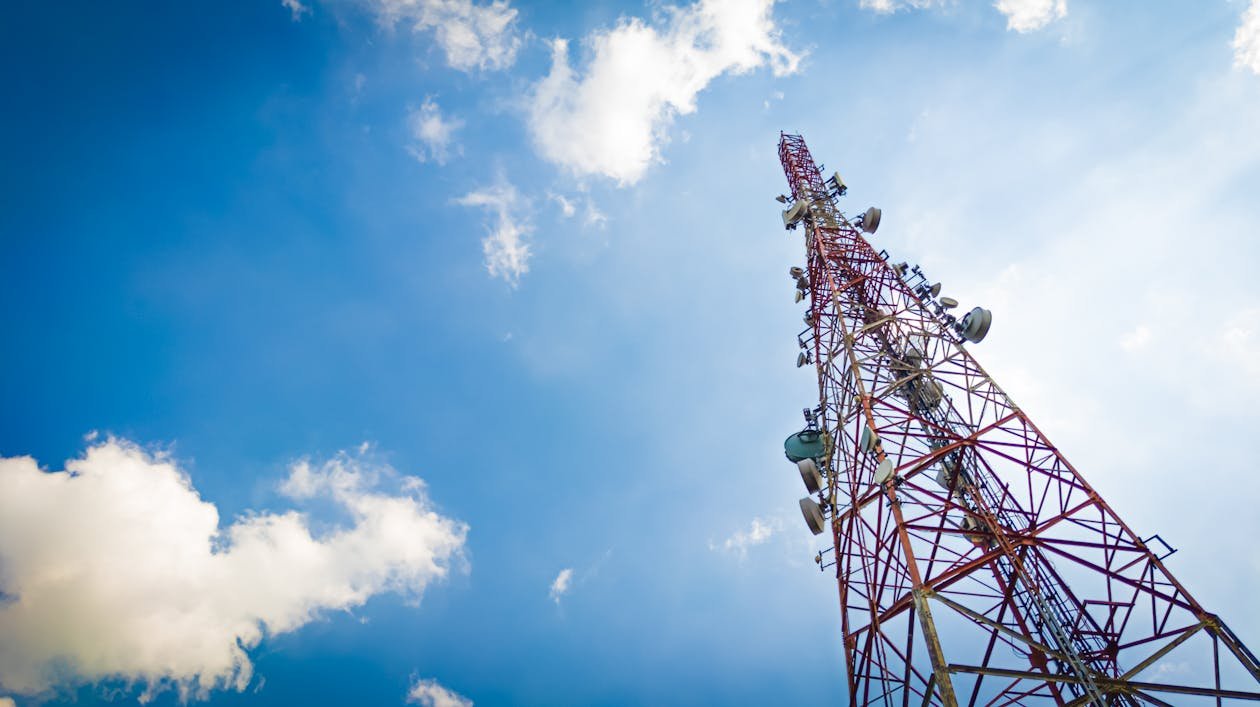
[913, 589, 959, 706]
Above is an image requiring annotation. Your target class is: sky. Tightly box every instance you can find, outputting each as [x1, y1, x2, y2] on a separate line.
[2, 0, 1259, 705]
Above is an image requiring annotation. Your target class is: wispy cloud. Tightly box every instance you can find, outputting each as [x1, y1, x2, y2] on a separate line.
[281, 0, 310, 21]
[407, 677, 473, 707]
[549, 192, 607, 229]
[1213, 307, 1260, 387]
[454, 180, 532, 285]
[1118, 324, 1151, 352]
[1236, 0, 1260, 75]
[549, 568, 573, 604]
[858, 0, 943, 13]
[408, 97, 463, 165]
[857, 0, 1066, 32]
[367, 0, 521, 71]
[527, 0, 799, 185]
[0, 439, 467, 701]
[549, 192, 577, 218]
[710, 517, 779, 558]
[582, 198, 607, 229]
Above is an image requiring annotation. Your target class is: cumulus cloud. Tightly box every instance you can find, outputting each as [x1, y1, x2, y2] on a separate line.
[1236, 0, 1260, 75]
[368, 0, 521, 71]
[454, 181, 532, 285]
[408, 98, 464, 165]
[710, 517, 778, 557]
[527, 0, 800, 184]
[994, 0, 1066, 32]
[407, 677, 472, 707]
[0, 439, 467, 701]
[548, 568, 573, 604]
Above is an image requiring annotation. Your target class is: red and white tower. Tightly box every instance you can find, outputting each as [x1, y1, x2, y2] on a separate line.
[777, 132, 1260, 705]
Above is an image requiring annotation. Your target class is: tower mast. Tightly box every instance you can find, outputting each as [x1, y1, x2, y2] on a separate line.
[776, 132, 1260, 705]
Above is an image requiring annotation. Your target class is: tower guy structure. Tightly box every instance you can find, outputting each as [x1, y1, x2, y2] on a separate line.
[776, 133, 1260, 705]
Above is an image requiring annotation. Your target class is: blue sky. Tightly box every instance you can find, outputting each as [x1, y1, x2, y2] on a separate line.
[2, 0, 1260, 705]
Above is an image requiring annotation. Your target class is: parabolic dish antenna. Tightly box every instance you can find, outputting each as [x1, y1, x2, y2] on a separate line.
[797, 458, 823, 494]
[960, 307, 993, 343]
[799, 497, 825, 535]
[861, 206, 882, 234]
[874, 458, 895, 484]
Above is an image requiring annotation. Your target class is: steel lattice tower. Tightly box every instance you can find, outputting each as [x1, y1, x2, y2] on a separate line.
[776, 133, 1260, 706]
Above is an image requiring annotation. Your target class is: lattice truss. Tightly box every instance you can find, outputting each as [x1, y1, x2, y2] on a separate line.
[777, 133, 1260, 706]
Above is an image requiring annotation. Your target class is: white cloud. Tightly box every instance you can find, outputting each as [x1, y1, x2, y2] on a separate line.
[548, 568, 573, 604]
[582, 199, 607, 229]
[994, 0, 1066, 32]
[1213, 307, 1260, 386]
[527, 0, 800, 185]
[454, 181, 532, 285]
[1154, 660, 1192, 676]
[549, 192, 577, 218]
[858, 0, 944, 13]
[710, 517, 778, 557]
[408, 98, 464, 165]
[548, 193, 606, 228]
[0, 439, 467, 701]
[857, 0, 1065, 32]
[282, 0, 310, 20]
[369, 0, 521, 71]
[1119, 324, 1151, 352]
[406, 677, 472, 707]
[1236, 0, 1260, 75]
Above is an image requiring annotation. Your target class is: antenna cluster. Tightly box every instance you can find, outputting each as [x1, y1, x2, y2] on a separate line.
[888, 260, 992, 344]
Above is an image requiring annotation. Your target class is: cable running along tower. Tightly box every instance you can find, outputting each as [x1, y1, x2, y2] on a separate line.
[775, 133, 1260, 705]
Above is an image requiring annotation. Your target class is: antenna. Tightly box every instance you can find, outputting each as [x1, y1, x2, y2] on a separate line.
[798, 497, 825, 535]
[858, 206, 881, 234]
[797, 458, 823, 493]
[781, 199, 810, 229]
[957, 306, 992, 343]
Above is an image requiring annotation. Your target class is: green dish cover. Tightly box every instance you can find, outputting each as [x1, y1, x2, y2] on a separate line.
[784, 429, 825, 462]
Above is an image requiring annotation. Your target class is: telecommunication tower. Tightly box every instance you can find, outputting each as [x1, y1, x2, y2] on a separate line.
[775, 133, 1260, 705]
